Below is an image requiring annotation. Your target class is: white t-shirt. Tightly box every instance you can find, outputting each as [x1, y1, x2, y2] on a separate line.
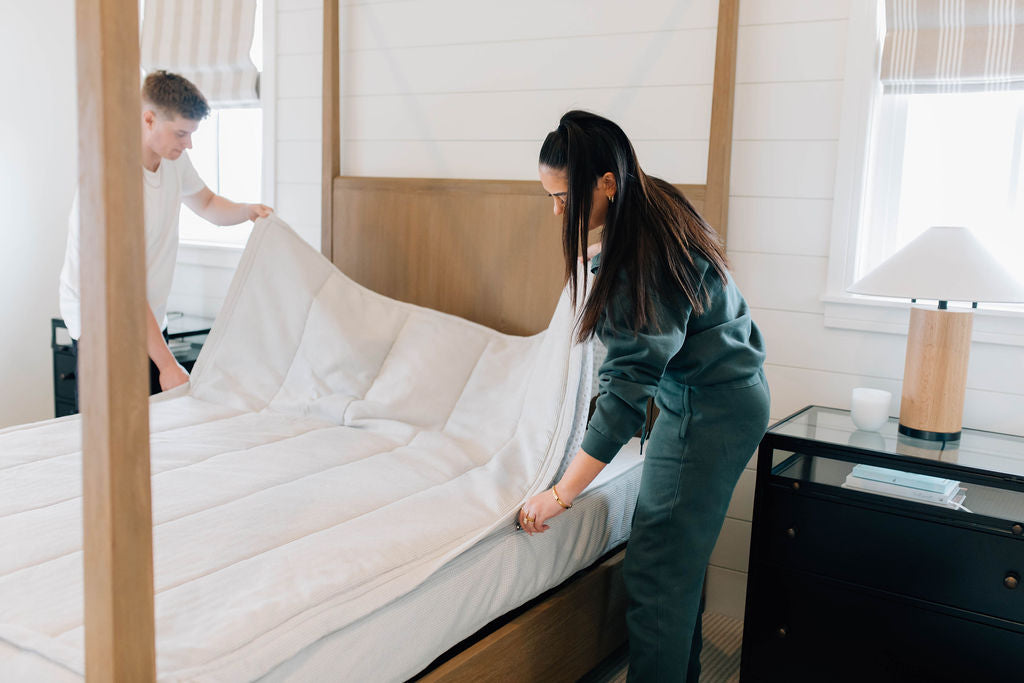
[59, 153, 205, 339]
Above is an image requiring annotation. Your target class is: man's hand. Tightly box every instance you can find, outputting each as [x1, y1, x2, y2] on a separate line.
[183, 188, 273, 225]
[159, 361, 190, 392]
[247, 203, 273, 221]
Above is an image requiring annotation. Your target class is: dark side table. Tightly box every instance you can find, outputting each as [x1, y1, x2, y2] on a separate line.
[741, 405, 1024, 683]
[51, 314, 212, 417]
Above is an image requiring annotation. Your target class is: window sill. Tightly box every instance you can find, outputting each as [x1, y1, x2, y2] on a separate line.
[823, 293, 1024, 347]
[177, 241, 245, 269]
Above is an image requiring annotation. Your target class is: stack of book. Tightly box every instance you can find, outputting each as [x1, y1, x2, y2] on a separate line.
[843, 464, 968, 510]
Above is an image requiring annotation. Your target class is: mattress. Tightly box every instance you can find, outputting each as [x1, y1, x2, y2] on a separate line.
[0, 217, 594, 681]
[0, 442, 641, 682]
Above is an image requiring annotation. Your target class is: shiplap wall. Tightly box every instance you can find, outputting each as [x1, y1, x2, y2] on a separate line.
[271, 0, 722, 186]
[274, 0, 324, 246]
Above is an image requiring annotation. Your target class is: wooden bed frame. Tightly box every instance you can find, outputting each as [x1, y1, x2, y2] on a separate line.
[75, 0, 739, 679]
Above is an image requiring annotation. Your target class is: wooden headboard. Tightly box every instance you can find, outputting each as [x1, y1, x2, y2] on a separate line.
[320, 0, 734, 336]
[328, 176, 706, 336]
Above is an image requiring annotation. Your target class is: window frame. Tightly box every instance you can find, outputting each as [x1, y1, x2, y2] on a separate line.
[823, 0, 1024, 348]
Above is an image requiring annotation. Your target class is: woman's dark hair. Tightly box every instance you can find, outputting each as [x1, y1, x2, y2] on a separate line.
[539, 110, 728, 342]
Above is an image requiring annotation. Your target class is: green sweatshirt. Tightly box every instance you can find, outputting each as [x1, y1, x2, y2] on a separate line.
[580, 252, 766, 463]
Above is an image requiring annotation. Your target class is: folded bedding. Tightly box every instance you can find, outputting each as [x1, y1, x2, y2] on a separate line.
[0, 216, 589, 681]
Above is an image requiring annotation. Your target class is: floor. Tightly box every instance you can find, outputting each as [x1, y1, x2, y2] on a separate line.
[580, 613, 743, 683]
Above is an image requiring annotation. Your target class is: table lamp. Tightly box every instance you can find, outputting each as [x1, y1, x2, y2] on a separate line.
[848, 226, 1024, 441]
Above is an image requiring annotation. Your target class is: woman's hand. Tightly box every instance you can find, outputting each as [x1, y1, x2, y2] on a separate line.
[518, 489, 566, 535]
[518, 451, 604, 535]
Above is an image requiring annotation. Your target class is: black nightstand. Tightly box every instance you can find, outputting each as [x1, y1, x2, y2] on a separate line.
[741, 405, 1024, 683]
[51, 315, 213, 417]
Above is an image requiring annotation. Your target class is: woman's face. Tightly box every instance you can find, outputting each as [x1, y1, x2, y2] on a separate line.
[538, 165, 608, 231]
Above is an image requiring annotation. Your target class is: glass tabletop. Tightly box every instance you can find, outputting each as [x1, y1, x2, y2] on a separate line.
[770, 406, 1024, 481]
[166, 314, 214, 338]
[772, 451, 1024, 523]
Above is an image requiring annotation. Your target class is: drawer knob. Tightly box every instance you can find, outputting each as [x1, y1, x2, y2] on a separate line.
[785, 527, 797, 540]
[1013, 524, 1023, 536]
[777, 626, 788, 639]
[1006, 573, 1020, 590]
[791, 481, 801, 491]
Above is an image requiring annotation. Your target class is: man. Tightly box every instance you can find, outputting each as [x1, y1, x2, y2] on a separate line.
[60, 70, 271, 395]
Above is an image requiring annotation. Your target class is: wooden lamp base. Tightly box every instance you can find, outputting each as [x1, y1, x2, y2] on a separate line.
[898, 306, 974, 441]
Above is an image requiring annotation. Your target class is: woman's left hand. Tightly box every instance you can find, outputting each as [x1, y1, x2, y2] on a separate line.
[518, 489, 565, 535]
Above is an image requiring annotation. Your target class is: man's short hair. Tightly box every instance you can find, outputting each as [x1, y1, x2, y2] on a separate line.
[142, 70, 210, 121]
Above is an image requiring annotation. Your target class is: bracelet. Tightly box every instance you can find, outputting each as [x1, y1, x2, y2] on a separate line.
[551, 485, 572, 509]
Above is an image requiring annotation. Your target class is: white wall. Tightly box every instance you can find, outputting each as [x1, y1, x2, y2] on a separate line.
[274, 0, 325, 247]
[0, 0, 77, 428]
[270, 0, 719, 208]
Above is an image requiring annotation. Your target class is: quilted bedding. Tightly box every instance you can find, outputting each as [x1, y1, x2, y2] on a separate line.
[0, 216, 588, 681]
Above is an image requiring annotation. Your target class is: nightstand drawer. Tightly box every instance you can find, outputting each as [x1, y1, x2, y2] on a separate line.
[765, 486, 1024, 623]
[55, 400, 77, 418]
[53, 352, 77, 402]
[744, 564, 1024, 683]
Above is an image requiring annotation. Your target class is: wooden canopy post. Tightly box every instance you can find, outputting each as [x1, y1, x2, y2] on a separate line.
[76, 0, 156, 679]
[322, 0, 341, 261]
[704, 0, 740, 245]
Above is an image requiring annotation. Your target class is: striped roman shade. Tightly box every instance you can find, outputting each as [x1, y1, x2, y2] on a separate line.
[141, 0, 260, 107]
[882, 0, 1024, 93]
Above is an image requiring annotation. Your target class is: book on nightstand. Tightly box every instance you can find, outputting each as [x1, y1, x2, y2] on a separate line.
[842, 465, 967, 510]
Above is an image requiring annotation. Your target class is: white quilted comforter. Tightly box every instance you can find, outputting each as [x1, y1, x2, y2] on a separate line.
[0, 216, 587, 681]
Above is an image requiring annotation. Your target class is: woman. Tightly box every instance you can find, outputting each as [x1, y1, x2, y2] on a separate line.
[520, 110, 769, 682]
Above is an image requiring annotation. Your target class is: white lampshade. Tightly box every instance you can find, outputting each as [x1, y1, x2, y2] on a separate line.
[848, 226, 1024, 303]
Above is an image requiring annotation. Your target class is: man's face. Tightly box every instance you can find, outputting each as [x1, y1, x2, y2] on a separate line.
[142, 109, 200, 160]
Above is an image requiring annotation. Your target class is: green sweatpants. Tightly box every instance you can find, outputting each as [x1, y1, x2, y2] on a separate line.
[624, 373, 770, 682]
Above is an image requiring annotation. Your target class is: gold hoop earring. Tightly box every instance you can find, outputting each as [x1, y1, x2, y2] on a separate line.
[608, 194, 615, 204]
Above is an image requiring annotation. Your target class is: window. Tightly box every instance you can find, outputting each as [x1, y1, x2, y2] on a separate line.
[825, 1, 1024, 344]
[177, 0, 264, 247]
[178, 107, 263, 246]
[858, 90, 1024, 284]
[827, 0, 1024, 319]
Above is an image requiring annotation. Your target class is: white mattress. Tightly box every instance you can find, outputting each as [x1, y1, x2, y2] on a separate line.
[0, 217, 597, 681]
[0, 442, 641, 682]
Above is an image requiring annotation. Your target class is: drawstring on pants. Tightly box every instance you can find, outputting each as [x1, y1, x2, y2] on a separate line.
[640, 397, 656, 456]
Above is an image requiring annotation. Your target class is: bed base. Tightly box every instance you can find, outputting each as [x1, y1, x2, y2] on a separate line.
[414, 548, 628, 682]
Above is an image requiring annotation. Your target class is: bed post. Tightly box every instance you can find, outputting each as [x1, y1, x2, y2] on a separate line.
[704, 0, 740, 246]
[76, 0, 157, 680]
[322, 0, 341, 261]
